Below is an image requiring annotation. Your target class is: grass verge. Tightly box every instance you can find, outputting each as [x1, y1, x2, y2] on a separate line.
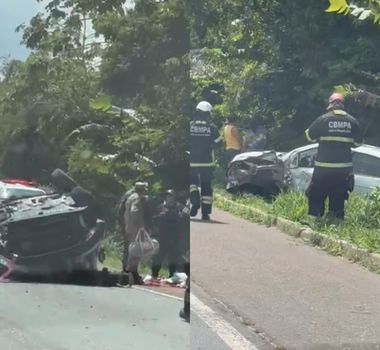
[215, 189, 380, 255]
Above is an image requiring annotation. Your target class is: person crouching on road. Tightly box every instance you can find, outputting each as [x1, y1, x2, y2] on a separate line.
[151, 190, 185, 281]
[305, 93, 363, 219]
[123, 182, 149, 285]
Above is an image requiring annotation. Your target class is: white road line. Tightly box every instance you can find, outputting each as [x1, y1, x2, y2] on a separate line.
[191, 293, 260, 350]
[132, 286, 183, 301]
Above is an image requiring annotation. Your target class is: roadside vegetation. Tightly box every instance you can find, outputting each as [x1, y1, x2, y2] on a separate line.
[216, 189, 380, 254]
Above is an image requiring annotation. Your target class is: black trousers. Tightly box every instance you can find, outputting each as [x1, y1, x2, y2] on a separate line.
[308, 167, 352, 219]
[190, 167, 214, 215]
[152, 234, 181, 278]
[183, 258, 190, 315]
[225, 149, 240, 167]
[122, 239, 129, 273]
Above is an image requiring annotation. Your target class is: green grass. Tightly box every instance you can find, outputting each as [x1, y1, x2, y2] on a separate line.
[217, 189, 380, 254]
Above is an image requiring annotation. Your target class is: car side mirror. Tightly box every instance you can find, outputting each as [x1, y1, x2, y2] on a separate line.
[289, 155, 299, 169]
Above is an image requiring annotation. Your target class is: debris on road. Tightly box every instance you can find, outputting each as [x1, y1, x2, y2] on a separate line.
[143, 273, 187, 288]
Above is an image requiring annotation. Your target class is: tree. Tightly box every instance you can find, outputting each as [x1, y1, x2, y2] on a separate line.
[0, 0, 190, 225]
[191, 0, 380, 149]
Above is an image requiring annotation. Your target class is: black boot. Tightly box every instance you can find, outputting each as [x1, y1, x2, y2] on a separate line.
[201, 213, 210, 221]
[190, 206, 198, 217]
[133, 272, 144, 285]
[179, 308, 190, 322]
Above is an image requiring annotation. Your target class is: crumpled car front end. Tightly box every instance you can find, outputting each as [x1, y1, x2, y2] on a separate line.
[226, 151, 287, 196]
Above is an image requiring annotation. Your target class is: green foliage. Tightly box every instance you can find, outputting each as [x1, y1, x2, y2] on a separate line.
[191, 1, 380, 149]
[346, 189, 380, 228]
[325, 0, 380, 24]
[89, 95, 112, 112]
[0, 0, 189, 210]
[270, 191, 308, 222]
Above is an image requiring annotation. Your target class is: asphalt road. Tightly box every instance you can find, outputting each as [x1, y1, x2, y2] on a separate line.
[191, 313, 230, 350]
[191, 209, 380, 350]
[0, 282, 190, 350]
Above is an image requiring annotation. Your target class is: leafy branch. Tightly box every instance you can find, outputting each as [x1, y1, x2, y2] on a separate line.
[325, 0, 380, 24]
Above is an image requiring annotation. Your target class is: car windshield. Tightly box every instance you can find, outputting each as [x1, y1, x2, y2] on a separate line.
[1, 187, 45, 200]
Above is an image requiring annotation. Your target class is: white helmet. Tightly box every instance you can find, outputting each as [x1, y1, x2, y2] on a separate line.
[196, 101, 213, 113]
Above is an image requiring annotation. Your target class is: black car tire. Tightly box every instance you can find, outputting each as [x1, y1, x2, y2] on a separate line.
[70, 186, 101, 227]
[51, 168, 78, 193]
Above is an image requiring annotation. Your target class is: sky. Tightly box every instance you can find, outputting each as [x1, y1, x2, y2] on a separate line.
[0, 0, 45, 60]
[0, 0, 135, 61]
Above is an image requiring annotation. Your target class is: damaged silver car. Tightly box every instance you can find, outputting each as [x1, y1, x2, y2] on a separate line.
[226, 151, 289, 196]
[281, 143, 380, 194]
[227, 144, 380, 196]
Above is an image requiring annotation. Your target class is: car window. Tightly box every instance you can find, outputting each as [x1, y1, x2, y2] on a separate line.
[298, 148, 317, 168]
[353, 153, 380, 177]
[2, 188, 45, 200]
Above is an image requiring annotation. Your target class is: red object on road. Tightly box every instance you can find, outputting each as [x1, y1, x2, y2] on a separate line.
[0, 255, 17, 282]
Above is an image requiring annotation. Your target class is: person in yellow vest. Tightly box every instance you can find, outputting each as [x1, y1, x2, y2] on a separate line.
[223, 116, 243, 166]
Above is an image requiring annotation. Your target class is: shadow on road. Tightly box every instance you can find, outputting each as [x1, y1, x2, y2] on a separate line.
[6, 268, 128, 287]
[191, 218, 227, 225]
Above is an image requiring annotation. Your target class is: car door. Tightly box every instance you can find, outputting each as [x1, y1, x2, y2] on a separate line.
[352, 152, 380, 194]
[289, 147, 318, 191]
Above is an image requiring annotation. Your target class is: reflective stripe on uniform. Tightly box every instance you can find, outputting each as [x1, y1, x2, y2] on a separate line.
[202, 196, 213, 204]
[190, 185, 198, 193]
[305, 129, 316, 143]
[319, 136, 354, 143]
[314, 161, 352, 168]
[190, 163, 215, 167]
[333, 109, 347, 116]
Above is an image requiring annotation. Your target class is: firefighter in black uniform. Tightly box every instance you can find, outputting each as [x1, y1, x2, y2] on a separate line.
[190, 101, 220, 221]
[305, 93, 363, 219]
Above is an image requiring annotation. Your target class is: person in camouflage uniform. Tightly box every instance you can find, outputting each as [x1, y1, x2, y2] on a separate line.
[123, 182, 149, 285]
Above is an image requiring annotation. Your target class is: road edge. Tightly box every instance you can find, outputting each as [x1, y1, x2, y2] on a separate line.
[214, 194, 380, 274]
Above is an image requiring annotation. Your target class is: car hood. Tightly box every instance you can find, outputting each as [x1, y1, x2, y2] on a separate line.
[2, 194, 86, 223]
[227, 151, 286, 193]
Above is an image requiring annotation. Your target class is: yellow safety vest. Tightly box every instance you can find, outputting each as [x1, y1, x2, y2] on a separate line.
[224, 124, 242, 151]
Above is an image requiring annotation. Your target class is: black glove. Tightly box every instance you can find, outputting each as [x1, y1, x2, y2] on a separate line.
[347, 173, 355, 192]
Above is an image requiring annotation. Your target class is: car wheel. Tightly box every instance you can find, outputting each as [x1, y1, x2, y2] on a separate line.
[51, 168, 78, 193]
